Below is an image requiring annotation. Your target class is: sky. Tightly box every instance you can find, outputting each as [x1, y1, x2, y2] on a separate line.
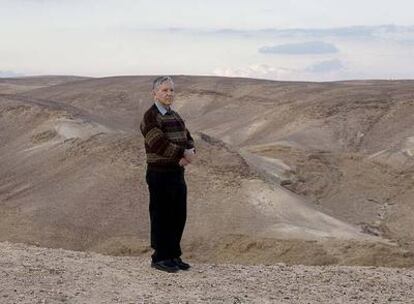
[1, 0, 414, 81]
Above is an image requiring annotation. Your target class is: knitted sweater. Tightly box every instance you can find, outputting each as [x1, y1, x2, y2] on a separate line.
[140, 103, 195, 170]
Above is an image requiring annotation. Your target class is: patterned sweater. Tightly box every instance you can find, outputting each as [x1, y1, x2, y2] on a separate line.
[140, 103, 195, 170]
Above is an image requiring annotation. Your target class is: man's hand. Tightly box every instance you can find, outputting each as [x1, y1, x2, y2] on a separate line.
[179, 157, 190, 167]
[183, 148, 195, 163]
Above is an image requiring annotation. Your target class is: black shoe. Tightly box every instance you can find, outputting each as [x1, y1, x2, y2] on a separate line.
[151, 259, 180, 273]
[172, 257, 191, 270]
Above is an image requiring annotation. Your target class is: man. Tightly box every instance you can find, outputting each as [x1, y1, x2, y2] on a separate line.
[140, 76, 196, 273]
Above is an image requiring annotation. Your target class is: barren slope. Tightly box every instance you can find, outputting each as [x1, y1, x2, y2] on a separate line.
[1, 76, 414, 267]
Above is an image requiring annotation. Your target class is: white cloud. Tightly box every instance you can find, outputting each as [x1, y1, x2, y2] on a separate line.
[305, 59, 344, 73]
[213, 64, 303, 81]
[0, 70, 23, 78]
[259, 41, 338, 55]
[212, 61, 352, 82]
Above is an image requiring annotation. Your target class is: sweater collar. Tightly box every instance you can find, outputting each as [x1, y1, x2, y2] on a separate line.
[154, 100, 172, 115]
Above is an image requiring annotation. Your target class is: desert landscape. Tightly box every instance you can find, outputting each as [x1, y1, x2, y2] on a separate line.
[1, 75, 413, 302]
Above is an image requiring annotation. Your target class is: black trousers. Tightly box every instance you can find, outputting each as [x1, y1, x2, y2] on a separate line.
[145, 168, 187, 263]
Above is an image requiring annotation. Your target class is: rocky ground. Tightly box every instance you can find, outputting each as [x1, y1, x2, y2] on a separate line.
[1, 241, 413, 304]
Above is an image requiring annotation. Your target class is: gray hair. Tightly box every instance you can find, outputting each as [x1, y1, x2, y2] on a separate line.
[152, 76, 174, 91]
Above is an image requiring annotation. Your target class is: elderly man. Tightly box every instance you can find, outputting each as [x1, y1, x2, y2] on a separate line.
[140, 76, 196, 273]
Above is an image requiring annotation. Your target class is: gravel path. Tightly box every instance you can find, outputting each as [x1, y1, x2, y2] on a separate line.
[1, 241, 413, 303]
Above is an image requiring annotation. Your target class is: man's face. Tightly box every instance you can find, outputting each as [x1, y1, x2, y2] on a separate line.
[153, 81, 175, 107]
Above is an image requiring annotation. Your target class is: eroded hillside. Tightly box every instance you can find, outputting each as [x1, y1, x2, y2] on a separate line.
[1, 76, 413, 266]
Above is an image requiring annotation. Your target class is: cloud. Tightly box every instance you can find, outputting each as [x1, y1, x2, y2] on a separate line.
[212, 62, 350, 81]
[0, 70, 23, 78]
[256, 25, 384, 39]
[259, 41, 339, 55]
[164, 25, 414, 42]
[305, 59, 344, 73]
[213, 64, 303, 81]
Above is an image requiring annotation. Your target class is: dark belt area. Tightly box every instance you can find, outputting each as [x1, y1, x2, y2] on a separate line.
[147, 163, 185, 173]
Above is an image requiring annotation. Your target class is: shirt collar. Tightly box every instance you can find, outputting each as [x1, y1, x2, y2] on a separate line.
[154, 100, 171, 116]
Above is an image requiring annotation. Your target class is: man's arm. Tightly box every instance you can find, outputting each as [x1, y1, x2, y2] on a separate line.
[183, 128, 196, 164]
[140, 111, 185, 160]
[185, 128, 196, 153]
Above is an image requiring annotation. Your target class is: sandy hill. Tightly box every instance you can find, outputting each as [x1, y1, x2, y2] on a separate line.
[0, 75, 413, 267]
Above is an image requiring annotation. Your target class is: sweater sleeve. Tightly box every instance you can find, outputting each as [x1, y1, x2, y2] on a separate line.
[140, 111, 185, 160]
[185, 128, 196, 153]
